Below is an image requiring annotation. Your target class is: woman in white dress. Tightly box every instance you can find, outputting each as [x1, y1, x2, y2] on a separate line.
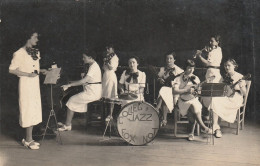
[156, 51, 184, 127]
[195, 35, 223, 108]
[172, 60, 212, 141]
[208, 59, 247, 138]
[58, 50, 102, 131]
[9, 31, 48, 150]
[102, 46, 119, 120]
[119, 56, 146, 106]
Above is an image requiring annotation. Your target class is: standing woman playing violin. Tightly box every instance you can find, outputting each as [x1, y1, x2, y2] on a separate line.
[118, 56, 146, 106]
[156, 51, 184, 127]
[208, 59, 247, 138]
[195, 35, 223, 111]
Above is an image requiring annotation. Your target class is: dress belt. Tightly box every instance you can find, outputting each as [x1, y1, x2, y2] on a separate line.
[86, 82, 102, 85]
[207, 66, 220, 69]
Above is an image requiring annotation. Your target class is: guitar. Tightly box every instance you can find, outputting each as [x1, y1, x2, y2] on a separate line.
[223, 73, 251, 97]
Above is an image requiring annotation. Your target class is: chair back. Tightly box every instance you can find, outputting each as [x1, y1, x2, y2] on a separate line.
[243, 80, 251, 107]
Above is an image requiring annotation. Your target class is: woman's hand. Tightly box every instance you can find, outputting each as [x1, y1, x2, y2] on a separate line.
[28, 73, 38, 77]
[61, 84, 71, 91]
[158, 78, 165, 84]
[40, 69, 48, 75]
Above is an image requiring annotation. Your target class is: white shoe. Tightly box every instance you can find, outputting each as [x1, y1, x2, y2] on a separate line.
[215, 129, 222, 138]
[22, 139, 40, 150]
[57, 124, 72, 131]
[32, 140, 40, 146]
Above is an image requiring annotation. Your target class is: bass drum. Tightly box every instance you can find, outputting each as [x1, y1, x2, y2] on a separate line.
[117, 101, 159, 145]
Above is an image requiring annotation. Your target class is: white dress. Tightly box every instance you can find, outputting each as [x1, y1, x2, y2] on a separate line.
[172, 73, 202, 116]
[202, 46, 223, 108]
[157, 65, 184, 112]
[66, 62, 102, 113]
[9, 48, 42, 128]
[208, 72, 245, 130]
[119, 70, 146, 105]
[102, 54, 119, 99]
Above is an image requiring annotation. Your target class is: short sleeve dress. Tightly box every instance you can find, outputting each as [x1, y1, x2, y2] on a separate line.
[119, 70, 146, 105]
[66, 61, 102, 113]
[9, 48, 42, 128]
[102, 54, 119, 99]
[157, 65, 184, 112]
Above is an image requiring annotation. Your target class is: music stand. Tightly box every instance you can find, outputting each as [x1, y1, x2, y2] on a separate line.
[42, 68, 62, 144]
[198, 83, 226, 145]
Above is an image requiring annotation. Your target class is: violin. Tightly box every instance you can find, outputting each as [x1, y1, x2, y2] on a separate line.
[193, 45, 217, 59]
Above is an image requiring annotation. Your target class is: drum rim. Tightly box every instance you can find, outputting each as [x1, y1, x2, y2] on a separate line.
[116, 101, 160, 145]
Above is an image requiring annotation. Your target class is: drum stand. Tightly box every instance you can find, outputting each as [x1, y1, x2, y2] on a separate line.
[42, 84, 62, 144]
[102, 103, 115, 139]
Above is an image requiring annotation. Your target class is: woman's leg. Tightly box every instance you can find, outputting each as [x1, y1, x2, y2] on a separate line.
[190, 105, 209, 131]
[162, 102, 168, 122]
[156, 97, 163, 112]
[212, 111, 220, 131]
[25, 126, 33, 142]
[65, 108, 74, 126]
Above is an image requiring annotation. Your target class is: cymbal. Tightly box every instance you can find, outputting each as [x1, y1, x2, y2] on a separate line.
[119, 93, 138, 100]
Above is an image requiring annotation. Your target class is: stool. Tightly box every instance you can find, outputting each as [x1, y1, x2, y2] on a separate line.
[86, 100, 104, 127]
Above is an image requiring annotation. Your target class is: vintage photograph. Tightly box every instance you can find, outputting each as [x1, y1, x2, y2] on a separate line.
[0, 0, 259, 165]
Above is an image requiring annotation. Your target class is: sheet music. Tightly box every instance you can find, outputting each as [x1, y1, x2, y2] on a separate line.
[44, 68, 61, 84]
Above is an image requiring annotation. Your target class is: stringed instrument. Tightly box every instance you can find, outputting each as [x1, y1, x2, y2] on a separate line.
[180, 76, 215, 101]
[223, 73, 251, 97]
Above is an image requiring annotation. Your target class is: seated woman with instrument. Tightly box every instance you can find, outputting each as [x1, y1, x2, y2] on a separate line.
[118, 56, 146, 106]
[58, 49, 102, 131]
[208, 59, 247, 138]
[172, 59, 212, 141]
[156, 51, 184, 127]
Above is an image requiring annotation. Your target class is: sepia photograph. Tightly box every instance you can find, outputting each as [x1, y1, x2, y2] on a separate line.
[0, 0, 259, 165]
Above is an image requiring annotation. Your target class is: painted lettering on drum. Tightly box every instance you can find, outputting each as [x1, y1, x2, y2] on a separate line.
[121, 129, 136, 143]
[142, 128, 159, 144]
[120, 109, 154, 122]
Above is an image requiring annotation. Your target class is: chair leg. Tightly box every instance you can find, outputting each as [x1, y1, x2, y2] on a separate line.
[241, 119, 245, 130]
[174, 111, 177, 136]
[236, 111, 240, 135]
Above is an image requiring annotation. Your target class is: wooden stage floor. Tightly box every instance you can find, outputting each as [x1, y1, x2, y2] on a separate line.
[0, 117, 260, 166]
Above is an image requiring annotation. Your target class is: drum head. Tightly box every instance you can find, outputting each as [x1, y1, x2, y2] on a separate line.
[117, 101, 159, 145]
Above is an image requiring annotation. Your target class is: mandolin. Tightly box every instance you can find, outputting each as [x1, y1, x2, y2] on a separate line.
[223, 73, 251, 97]
[180, 76, 215, 101]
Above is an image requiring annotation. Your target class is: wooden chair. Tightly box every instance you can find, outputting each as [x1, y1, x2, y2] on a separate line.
[173, 106, 200, 137]
[229, 80, 251, 135]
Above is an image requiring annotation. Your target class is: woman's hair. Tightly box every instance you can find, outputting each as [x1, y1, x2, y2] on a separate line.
[184, 59, 195, 69]
[106, 44, 114, 50]
[21, 28, 38, 46]
[212, 34, 221, 46]
[83, 48, 97, 60]
[128, 56, 140, 65]
[225, 58, 238, 70]
[164, 51, 177, 60]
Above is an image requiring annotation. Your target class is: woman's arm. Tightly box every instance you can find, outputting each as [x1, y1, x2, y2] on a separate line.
[9, 69, 37, 77]
[172, 85, 192, 95]
[197, 54, 211, 66]
[118, 83, 125, 94]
